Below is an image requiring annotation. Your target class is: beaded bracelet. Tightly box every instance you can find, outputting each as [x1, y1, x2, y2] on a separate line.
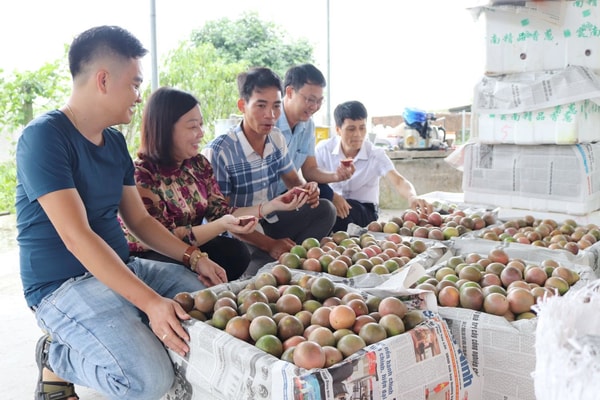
[182, 245, 197, 268]
[189, 250, 209, 272]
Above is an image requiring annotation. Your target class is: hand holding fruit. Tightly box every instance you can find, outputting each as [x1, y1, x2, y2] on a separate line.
[302, 182, 320, 208]
[270, 191, 307, 212]
[219, 214, 258, 234]
[334, 159, 355, 181]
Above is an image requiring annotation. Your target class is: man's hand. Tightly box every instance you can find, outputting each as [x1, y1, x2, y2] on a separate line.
[268, 237, 295, 260]
[408, 196, 434, 216]
[147, 296, 191, 357]
[278, 188, 309, 209]
[334, 161, 355, 182]
[302, 182, 320, 208]
[332, 192, 351, 219]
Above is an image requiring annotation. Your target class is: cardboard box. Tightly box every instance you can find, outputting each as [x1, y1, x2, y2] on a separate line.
[462, 142, 600, 215]
[482, 1, 600, 75]
[473, 100, 600, 144]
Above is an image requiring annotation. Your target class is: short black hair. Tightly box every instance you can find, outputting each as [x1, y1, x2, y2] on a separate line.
[334, 101, 368, 128]
[237, 67, 283, 102]
[283, 63, 326, 91]
[68, 25, 148, 78]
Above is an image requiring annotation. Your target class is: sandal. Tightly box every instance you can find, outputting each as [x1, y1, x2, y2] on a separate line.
[35, 334, 79, 400]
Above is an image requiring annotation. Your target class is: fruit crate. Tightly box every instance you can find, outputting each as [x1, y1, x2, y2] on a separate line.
[164, 268, 481, 400]
[424, 238, 596, 400]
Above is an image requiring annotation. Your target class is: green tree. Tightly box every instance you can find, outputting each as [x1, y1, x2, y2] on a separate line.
[191, 11, 314, 79]
[0, 57, 69, 130]
[0, 14, 315, 213]
[122, 42, 247, 151]
[0, 57, 70, 213]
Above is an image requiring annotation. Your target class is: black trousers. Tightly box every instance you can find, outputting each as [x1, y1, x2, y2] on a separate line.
[131, 234, 250, 282]
[319, 183, 379, 232]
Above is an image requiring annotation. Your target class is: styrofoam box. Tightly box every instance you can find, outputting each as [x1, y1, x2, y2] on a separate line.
[483, 2, 600, 75]
[462, 142, 600, 215]
[473, 100, 600, 144]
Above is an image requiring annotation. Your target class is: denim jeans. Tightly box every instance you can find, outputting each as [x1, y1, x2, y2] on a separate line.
[34, 257, 206, 400]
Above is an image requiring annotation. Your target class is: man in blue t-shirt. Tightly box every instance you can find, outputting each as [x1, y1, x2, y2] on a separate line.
[17, 26, 227, 400]
[275, 63, 354, 195]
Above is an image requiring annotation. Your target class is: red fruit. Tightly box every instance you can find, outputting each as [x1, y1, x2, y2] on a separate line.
[427, 212, 443, 227]
[403, 209, 420, 224]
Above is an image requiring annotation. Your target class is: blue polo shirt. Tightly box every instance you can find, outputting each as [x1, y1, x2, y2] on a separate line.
[16, 110, 135, 307]
[275, 107, 316, 194]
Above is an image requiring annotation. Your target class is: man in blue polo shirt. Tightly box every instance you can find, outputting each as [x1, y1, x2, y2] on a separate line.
[202, 67, 336, 275]
[275, 64, 354, 195]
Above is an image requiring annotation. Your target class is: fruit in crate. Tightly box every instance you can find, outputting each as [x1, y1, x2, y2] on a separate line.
[476, 216, 600, 255]
[180, 267, 429, 369]
[414, 247, 580, 321]
[370, 208, 497, 239]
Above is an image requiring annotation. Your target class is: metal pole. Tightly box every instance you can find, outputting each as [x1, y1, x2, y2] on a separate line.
[461, 110, 466, 144]
[150, 0, 159, 91]
[326, 0, 331, 129]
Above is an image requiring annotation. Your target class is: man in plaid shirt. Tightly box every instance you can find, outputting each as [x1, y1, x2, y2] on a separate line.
[202, 67, 336, 276]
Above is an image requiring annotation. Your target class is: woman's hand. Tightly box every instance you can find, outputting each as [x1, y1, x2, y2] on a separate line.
[193, 255, 228, 287]
[218, 214, 258, 234]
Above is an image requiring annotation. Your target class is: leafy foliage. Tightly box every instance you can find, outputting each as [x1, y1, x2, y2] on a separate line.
[191, 11, 314, 78]
[0, 14, 315, 214]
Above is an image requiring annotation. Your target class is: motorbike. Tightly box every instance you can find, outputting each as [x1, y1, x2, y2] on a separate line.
[401, 108, 447, 150]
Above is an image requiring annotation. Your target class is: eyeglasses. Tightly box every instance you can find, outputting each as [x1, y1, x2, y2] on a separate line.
[296, 92, 324, 108]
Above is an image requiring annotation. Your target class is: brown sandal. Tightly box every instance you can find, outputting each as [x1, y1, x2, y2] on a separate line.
[35, 334, 79, 400]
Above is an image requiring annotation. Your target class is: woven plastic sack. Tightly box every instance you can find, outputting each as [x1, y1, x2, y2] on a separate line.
[533, 280, 600, 400]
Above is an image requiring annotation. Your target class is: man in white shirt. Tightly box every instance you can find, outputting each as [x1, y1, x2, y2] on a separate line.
[315, 100, 433, 231]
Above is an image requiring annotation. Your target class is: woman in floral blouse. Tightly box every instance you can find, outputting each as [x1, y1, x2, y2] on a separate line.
[124, 87, 306, 280]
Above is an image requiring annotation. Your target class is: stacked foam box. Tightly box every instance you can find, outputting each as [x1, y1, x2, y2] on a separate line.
[464, 0, 600, 215]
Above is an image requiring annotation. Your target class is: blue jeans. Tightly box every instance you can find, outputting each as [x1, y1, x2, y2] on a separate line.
[34, 257, 205, 400]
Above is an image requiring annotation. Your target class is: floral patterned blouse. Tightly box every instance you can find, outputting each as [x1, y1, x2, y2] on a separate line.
[124, 154, 236, 252]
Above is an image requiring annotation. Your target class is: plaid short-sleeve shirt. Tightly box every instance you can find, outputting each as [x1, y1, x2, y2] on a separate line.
[202, 125, 295, 208]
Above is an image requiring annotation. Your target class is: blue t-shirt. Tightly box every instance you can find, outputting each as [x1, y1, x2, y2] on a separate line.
[16, 110, 135, 307]
[275, 108, 315, 194]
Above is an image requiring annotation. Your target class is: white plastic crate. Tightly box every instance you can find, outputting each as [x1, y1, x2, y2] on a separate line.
[462, 142, 600, 214]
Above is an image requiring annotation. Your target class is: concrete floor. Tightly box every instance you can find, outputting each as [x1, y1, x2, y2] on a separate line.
[1, 209, 402, 399]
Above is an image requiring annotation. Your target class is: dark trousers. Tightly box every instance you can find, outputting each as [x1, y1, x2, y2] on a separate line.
[319, 183, 379, 233]
[244, 198, 336, 276]
[132, 234, 250, 281]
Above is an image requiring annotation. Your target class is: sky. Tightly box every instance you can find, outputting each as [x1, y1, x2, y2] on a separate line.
[0, 0, 486, 125]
